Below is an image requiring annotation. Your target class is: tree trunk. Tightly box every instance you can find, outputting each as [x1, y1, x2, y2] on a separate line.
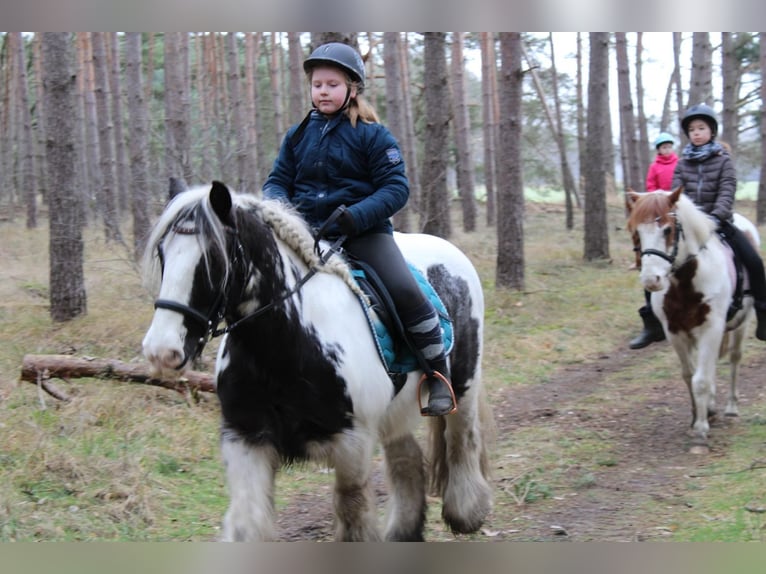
[245, 32, 263, 193]
[32, 34, 49, 206]
[91, 32, 121, 242]
[420, 32, 451, 238]
[721, 32, 739, 154]
[495, 32, 525, 290]
[615, 33, 643, 194]
[399, 33, 421, 216]
[757, 32, 766, 225]
[226, 32, 250, 194]
[13, 32, 38, 229]
[383, 32, 411, 232]
[42, 32, 87, 322]
[673, 33, 685, 138]
[164, 32, 192, 185]
[583, 33, 611, 262]
[124, 32, 151, 260]
[78, 32, 100, 220]
[269, 33, 285, 139]
[546, 34, 579, 230]
[525, 35, 579, 228]
[287, 32, 305, 125]
[450, 32, 477, 233]
[20, 354, 215, 398]
[576, 33, 587, 198]
[480, 32, 497, 227]
[687, 32, 713, 108]
[634, 33, 651, 180]
[108, 32, 129, 214]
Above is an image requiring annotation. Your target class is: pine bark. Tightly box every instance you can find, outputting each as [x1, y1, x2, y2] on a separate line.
[383, 32, 411, 232]
[13, 32, 38, 228]
[124, 32, 150, 260]
[450, 32, 477, 233]
[757, 33, 766, 224]
[420, 32, 451, 238]
[495, 32, 525, 290]
[583, 33, 611, 261]
[42, 32, 87, 321]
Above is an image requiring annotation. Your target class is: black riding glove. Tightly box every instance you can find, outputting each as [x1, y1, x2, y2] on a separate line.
[336, 206, 357, 236]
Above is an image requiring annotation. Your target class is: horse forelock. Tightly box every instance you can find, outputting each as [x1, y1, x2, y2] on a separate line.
[627, 191, 674, 233]
[141, 185, 230, 294]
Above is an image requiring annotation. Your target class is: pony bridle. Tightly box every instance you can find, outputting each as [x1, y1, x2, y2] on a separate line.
[153, 224, 243, 363]
[152, 222, 345, 364]
[639, 213, 685, 270]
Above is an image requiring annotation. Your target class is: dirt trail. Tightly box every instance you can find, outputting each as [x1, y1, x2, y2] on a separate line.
[275, 345, 766, 541]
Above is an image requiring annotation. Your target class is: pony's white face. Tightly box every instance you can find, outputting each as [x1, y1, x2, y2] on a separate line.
[142, 224, 214, 376]
[636, 220, 674, 293]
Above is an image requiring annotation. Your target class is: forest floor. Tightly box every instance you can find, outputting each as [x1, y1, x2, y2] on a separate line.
[274, 342, 766, 542]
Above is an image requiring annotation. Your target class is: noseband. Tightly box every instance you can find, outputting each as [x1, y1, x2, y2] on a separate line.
[639, 213, 685, 269]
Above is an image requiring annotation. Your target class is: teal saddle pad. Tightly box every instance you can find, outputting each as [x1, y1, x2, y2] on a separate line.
[351, 262, 453, 375]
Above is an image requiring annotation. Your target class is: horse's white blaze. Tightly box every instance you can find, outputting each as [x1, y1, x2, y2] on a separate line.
[142, 232, 203, 373]
[636, 222, 671, 293]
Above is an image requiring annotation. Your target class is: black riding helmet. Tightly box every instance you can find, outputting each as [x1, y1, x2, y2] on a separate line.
[303, 42, 366, 93]
[681, 103, 718, 138]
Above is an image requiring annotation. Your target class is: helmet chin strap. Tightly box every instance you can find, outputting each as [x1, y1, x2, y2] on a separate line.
[341, 86, 353, 110]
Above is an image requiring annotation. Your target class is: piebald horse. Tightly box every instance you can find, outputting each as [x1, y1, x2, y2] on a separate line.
[141, 181, 494, 540]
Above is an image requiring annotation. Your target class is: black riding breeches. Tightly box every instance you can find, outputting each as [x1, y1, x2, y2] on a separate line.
[719, 221, 766, 306]
[343, 232, 427, 314]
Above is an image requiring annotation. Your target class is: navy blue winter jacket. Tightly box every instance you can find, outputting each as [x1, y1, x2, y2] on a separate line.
[262, 110, 409, 236]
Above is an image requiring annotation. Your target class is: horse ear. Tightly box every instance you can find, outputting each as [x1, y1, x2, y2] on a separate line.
[669, 185, 683, 205]
[625, 189, 638, 212]
[210, 181, 234, 225]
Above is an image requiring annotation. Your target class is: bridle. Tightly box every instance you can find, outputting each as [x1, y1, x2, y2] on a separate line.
[639, 213, 688, 271]
[152, 219, 346, 362]
[153, 223, 244, 362]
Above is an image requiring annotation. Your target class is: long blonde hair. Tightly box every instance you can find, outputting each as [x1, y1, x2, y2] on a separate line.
[346, 83, 379, 127]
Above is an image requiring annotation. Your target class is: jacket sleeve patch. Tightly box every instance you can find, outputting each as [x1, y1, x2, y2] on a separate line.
[385, 148, 402, 165]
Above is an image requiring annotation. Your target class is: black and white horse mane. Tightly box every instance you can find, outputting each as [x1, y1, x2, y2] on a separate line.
[142, 184, 362, 297]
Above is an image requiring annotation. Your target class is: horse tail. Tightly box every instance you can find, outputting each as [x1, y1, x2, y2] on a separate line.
[426, 386, 496, 497]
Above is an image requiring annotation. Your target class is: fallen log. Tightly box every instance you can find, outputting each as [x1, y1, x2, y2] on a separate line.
[20, 354, 215, 401]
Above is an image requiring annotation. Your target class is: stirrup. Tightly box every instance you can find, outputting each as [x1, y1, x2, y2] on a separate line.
[417, 371, 457, 416]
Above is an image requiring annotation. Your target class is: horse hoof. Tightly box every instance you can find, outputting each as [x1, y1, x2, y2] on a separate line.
[689, 444, 710, 455]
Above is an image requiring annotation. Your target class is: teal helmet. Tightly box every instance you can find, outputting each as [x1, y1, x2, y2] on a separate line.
[653, 132, 675, 149]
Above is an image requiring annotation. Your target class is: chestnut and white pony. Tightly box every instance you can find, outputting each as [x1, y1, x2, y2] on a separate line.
[141, 181, 494, 540]
[628, 187, 759, 453]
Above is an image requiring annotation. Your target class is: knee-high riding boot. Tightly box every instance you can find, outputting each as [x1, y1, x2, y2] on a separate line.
[401, 301, 457, 416]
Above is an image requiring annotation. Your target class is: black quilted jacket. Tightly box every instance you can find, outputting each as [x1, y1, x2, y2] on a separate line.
[671, 150, 736, 223]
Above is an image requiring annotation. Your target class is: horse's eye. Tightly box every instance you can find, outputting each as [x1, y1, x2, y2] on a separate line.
[663, 226, 672, 238]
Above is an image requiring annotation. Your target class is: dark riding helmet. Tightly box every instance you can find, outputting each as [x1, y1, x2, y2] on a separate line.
[303, 42, 366, 93]
[681, 103, 718, 138]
